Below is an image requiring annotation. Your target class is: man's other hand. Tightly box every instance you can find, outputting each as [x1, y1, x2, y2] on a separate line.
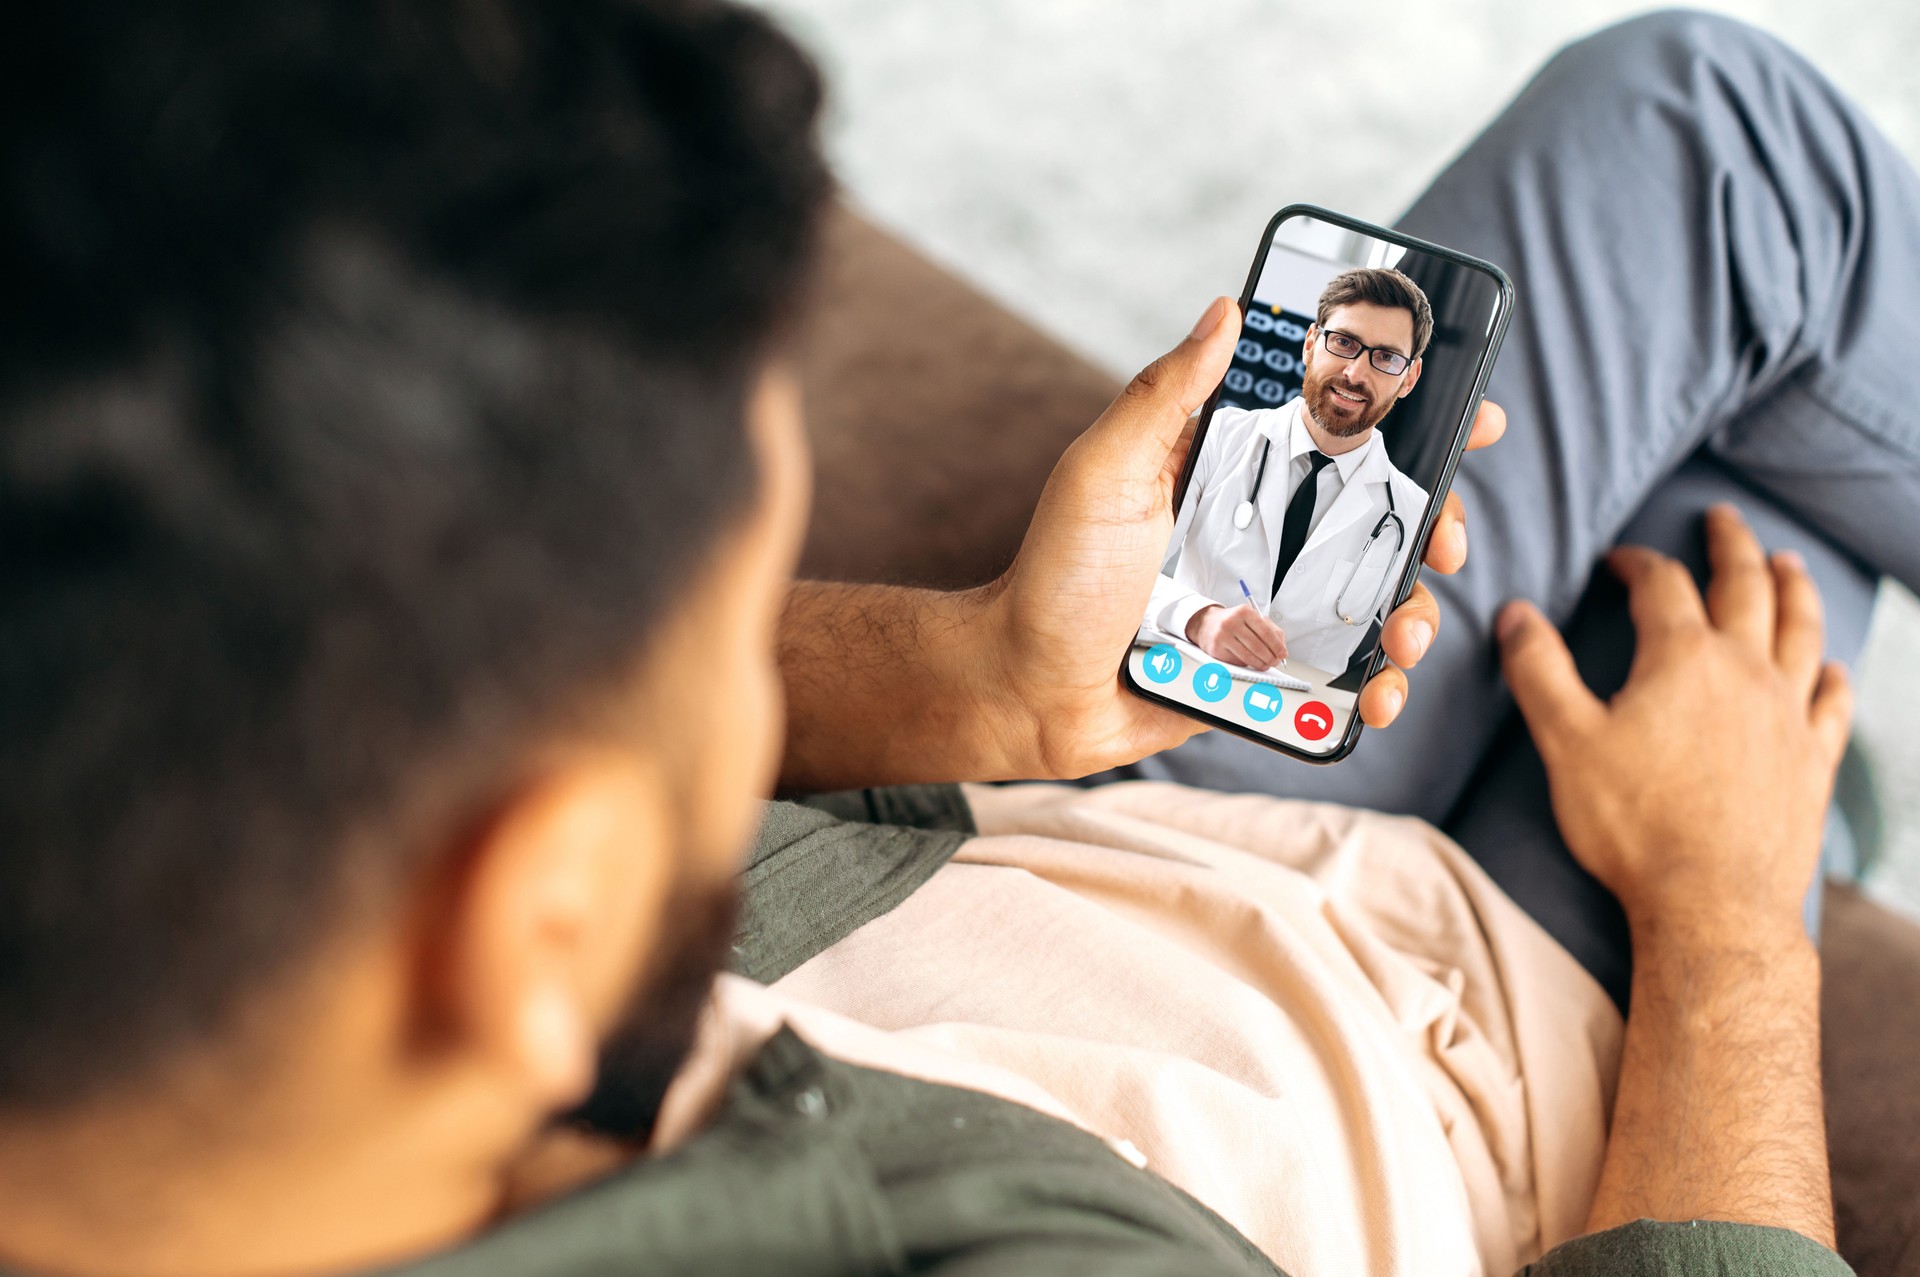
[1496, 505, 1853, 939]
[1186, 603, 1288, 669]
[1502, 505, 1850, 1249]
[982, 297, 1504, 777]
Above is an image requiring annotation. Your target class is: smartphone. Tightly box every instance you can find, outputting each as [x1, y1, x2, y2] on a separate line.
[1121, 204, 1512, 764]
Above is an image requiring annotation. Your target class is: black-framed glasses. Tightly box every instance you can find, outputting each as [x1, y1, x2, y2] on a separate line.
[1320, 328, 1413, 376]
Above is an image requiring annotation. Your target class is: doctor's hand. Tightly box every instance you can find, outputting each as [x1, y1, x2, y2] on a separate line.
[1187, 603, 1288, 669]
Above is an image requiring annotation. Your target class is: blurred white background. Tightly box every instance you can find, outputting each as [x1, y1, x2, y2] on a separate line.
[762, 0, 1920, 916]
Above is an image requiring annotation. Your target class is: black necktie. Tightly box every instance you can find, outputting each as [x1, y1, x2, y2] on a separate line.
[1271, 451, 1334, 597]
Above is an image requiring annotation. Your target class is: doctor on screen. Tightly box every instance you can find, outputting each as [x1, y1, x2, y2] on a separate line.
[1147, 267, 1433, 676]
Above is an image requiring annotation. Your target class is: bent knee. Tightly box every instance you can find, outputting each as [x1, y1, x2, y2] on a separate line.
[1544, 9, 1801, 96]
[1585, 8, 1775, 52]
[1503, 7, 1838, 163]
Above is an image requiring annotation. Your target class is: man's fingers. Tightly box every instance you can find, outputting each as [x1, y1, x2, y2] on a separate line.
[1093, 297, 1240, 459]
[1809, 661, 1854, 763]
[1771, 550, 1826, 693]
[1417, 400, 1498, 575]
[1464, 399, 1506, 452]
[1609, 546, 1709, 650]
[1702, 504, 1775, 651]
[1162, 414, 1201, 487]
[1497, 600, 1603, 756]
[1381, 581, 1439, 668]
[1126, 700, 1215, 754]
[1358, 665, 1409, 727]
[1424, 490, 1468, 574]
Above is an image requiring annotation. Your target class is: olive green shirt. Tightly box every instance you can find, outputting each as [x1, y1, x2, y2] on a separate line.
[37, 787, 1840, 1277]
[381, 1022, 1853, 1277]
[377, 789, 1851, 1277]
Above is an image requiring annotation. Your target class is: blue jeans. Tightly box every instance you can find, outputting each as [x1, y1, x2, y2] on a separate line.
[1090, 11, 1920, 1009]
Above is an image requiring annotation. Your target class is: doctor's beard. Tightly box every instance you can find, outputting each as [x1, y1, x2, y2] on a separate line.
[1302, 365, 1397, 437]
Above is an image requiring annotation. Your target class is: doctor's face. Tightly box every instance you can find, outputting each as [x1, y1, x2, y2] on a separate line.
[1300, 301, 1423, 437]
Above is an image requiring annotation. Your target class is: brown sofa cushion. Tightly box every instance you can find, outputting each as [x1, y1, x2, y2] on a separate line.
[796, 205, 1119, 590]
[796, 206, 1920, 1277]
[1822, 882, 1920, 1275]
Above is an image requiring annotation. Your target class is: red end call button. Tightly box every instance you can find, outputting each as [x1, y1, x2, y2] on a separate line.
[1293, 701, 1335, 741]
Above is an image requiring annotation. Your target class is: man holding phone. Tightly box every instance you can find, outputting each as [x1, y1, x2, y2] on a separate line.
[1147, 268, 1432, 676]
[0, 4, 1911, 1277]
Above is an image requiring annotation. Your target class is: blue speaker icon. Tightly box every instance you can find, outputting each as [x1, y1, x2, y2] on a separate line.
[1143, 644, 1182, 683]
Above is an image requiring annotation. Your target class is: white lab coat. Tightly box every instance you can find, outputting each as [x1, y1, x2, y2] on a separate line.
[1148, 399, 1429, 674]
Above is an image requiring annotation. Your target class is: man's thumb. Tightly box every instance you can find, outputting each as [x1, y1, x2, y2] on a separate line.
[1095, 297, 1240, 454]
[1496, 600, 1600, 755]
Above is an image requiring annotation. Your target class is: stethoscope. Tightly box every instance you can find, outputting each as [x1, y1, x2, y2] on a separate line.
[1231, 436, 1407, 626]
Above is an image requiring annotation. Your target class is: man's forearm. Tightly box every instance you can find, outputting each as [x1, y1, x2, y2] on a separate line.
[1586, 915, 1833, 1247]
[776, 580, 1031, 792]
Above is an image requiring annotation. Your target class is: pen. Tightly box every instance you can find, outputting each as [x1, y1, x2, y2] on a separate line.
[1238, 579, 1286, 669]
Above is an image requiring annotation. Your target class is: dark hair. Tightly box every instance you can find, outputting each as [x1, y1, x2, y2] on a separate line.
[1316, 267, 1433, 359]
[0, 0, 829, 1110]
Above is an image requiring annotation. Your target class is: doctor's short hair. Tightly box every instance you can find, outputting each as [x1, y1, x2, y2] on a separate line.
[0, 0, 828, 1110]
[1316, 268, 1434, 360]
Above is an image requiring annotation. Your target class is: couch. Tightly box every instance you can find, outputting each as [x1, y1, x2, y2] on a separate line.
[795, 206, 1920, 1277]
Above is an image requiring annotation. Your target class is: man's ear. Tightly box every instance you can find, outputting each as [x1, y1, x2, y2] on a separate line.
[1301, 323, 1317, 369]
[1397, 356, 1423, 398]
[423, 754, 674, 1114]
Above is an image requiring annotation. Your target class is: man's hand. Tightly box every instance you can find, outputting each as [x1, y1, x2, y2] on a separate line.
[1497, 505, 1851, 937]
[979, 297, 1505, 776]
[778, 298, 1504, 789]
[1185, 603, 1288, 669]
[1496, 505, 1851, 1248]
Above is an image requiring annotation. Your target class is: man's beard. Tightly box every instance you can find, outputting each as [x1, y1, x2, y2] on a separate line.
[564, 874, 739, 1142]
[1302, 366, 1397, 437]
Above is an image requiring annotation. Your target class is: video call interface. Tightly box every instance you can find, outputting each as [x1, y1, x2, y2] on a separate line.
[1129, 214, 1504, 755]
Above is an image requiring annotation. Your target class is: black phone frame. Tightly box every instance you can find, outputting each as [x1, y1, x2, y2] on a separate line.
[1119, 203, 1515, 765]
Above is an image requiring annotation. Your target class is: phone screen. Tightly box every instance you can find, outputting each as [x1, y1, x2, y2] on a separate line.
[1124, 206, 1511, 763]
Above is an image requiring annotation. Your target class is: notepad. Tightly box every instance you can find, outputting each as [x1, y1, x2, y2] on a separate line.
[1134, 625, 1312, 691]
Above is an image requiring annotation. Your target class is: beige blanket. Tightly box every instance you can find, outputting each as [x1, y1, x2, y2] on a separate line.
[666, 782, 1623, 1277]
